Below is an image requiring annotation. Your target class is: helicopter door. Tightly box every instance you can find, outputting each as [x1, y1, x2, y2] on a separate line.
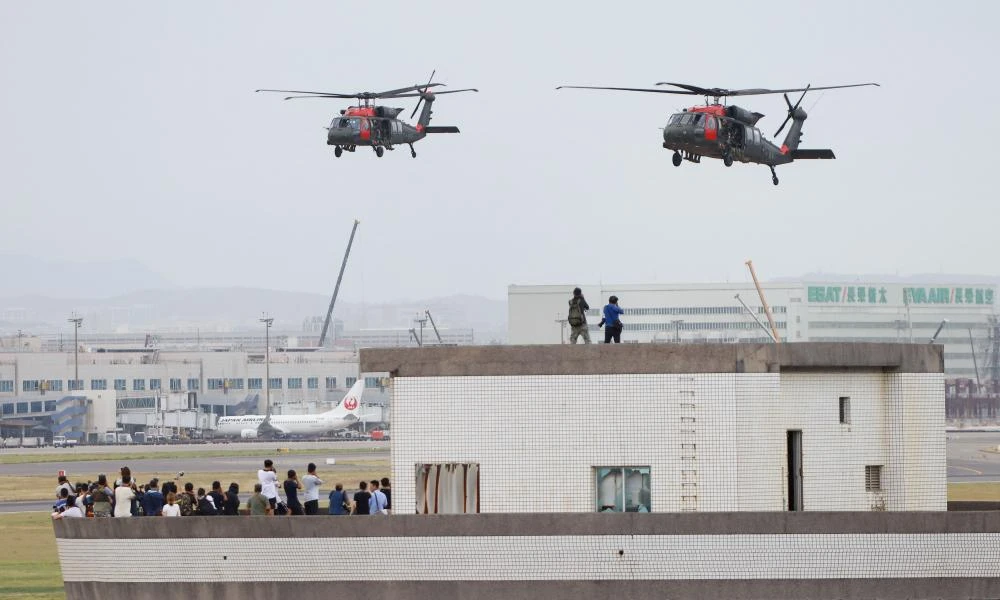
[359, 118, 371, 142]
[704, 116, 718, 141]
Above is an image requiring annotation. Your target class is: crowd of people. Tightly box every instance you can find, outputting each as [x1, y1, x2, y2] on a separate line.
[51, 460, 391, 519]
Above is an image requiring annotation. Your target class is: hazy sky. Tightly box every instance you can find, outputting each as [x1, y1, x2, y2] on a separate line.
[2, 1, 997, 302]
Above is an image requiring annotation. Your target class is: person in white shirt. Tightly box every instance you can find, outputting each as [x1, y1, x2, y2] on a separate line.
[113, 476, 136, 518]
[301, 463, 323, 515]
[53, 496, 84, 519]
[161, 492, 181, 517]
[258, 459, 279, 511]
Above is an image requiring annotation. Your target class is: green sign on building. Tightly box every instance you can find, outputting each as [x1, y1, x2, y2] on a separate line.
[807, 285, 995, 306]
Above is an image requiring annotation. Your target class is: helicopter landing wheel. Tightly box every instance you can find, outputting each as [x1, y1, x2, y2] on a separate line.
[334, 146, 342, 158]
[672, 152, 682, 167]
[769, 166, 779, 186]
[375, 146, 384, 158]
[409, 143, 417, 158]
[723, 153, 733, 167]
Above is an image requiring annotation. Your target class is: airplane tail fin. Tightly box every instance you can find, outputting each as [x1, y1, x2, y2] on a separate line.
[326, 379, 365, 417]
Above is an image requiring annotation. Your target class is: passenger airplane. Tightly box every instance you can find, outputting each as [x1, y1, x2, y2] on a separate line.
[215, 380, 364, 439]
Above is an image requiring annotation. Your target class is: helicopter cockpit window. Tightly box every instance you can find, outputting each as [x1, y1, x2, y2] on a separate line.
[345, 118, 361, 130]
[691, 113, 704, 126]
[668, 114, 683, 125]
[680, 114, 695, 125]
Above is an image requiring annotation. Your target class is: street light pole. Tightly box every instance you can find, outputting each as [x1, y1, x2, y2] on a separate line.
[671, 319, 683, 343]
[260, 315, 273, 415]
[68, 315, 83, 391]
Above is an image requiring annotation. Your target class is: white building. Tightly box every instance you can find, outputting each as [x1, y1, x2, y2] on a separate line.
[509, 282, 998, 378]
[362, 343, 945, 514]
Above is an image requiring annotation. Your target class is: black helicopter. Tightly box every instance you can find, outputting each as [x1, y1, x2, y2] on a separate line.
[557, 81, 879, 184]
[257, 72, 477, 158]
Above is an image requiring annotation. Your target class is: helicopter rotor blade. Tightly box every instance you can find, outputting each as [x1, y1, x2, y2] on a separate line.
[774, 84, 811, 138]
[256, 89, 362, 96]
[375, 83, 445, 97]
[410, 69, 437, 119]
[282, 94, 357, 100]
[556, 85, 698, 95]
[655, 82, 878, 98]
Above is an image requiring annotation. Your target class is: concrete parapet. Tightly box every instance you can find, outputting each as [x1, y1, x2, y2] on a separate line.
[360, 342, 944, 377]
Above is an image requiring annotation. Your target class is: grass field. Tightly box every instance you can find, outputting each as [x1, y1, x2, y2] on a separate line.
[948, 481, 1000, 501]
[0, 446, 385, 465]
[0, 512, 64, 600]
[0, 459, 390, 502]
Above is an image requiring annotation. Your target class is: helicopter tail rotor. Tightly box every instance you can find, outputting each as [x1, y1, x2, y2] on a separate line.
[774, 84, 810, 138]
[410, 69, 437, 119]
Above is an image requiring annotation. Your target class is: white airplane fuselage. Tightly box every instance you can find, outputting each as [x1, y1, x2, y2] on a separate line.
[214, 380, 364, 438]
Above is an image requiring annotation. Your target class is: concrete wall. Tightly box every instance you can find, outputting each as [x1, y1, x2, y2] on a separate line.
[54, 512, 1000, 600]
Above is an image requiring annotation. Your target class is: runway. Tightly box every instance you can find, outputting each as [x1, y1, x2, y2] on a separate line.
[946, 431, 1000, 483]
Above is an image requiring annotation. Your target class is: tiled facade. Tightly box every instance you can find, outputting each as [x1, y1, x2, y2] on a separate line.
[391, 371, 944, 514]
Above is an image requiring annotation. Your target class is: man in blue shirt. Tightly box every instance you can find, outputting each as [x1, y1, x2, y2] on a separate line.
[601, 295, 625, 344]
[141, 479, 164, 516]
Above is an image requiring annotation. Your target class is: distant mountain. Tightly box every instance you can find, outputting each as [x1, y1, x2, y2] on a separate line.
[0, 255, 175, 298]
[771, 272, 1000, 284]
[0, 286, 507, 342]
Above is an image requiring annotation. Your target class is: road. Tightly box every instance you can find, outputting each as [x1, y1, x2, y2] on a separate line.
[946, 432, 1000, 483]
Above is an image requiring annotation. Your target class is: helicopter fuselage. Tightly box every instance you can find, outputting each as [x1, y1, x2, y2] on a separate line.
[662, 105, 793, 167]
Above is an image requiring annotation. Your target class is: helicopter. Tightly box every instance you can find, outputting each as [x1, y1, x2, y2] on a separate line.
[557, 81, 879, 184]
[256, 72, 477, 158]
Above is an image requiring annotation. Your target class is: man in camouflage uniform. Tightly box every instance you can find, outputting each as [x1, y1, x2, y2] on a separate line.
[568, 287, 591, 344]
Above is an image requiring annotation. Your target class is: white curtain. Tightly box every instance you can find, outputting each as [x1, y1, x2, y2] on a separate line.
[415, 463, 478, 514]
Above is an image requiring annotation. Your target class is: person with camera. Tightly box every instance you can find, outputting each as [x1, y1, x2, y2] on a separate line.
[567, 287, 591, 344]
[600, 295, 625, 344]
[258, 459, 279, 511]
[113, 469, 136, 518]
[283, 469, 304, 516]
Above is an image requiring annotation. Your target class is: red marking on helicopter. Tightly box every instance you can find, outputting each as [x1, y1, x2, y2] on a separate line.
[704, 116, 718, 141]
[690, 105, 727, 117]
[415, 124, 425, 133]
[343, 397, 358, 411]
[780, 144, 789, 155]
[346, 107, 376, 117]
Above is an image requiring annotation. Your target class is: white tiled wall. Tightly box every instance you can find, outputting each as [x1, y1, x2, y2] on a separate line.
[391, 372, 945, 514]
[58, 532, 998, 582]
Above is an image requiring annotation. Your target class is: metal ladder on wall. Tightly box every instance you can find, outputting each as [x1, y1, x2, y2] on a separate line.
[678, 376, 699, 511]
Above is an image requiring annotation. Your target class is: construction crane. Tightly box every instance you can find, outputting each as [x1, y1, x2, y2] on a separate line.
[425, 310, 444, 344]
[318, 220, 360, 348]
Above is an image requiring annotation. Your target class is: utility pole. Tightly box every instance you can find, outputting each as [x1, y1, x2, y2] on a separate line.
[68, 314, 83, 391]
[671, 319, 684, 343]
[425, 310, 444, 344]
[319, 220, 360, 347]
[260, 315, 273, 415]
[555, 318, 568, 344]
[745, 260, 781, 344]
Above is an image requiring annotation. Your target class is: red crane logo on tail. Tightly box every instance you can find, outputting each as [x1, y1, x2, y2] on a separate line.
[343, 397, 358, 411]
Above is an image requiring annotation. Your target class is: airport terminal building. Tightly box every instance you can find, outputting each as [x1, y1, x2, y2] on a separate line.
[509, 281, 998, 379]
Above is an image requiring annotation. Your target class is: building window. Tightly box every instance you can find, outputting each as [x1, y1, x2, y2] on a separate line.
[22, 380, 39, 393]
[839, 396, 851, 425]
[268, 378, 282, 390]
[1, 403, 12, 415]
[133, 379, 146, 391]
[0, 380, 13, 393]
[595, 466, 651, 512]
[44, 400, 57, 412]
[865, 465, 883, 491]
[207, 378, 225, 391]
[287, 377, 303, 390]
[91, 379, 107, 391]
[307, 377, 319, 390]
[169, 378, 182, 392]
[46, 380, 63, 392]
[149, 379, 161, 391]
[16, 402, 29, 414]
[229, 378, 244, 390]
[346, 376, 357, 387]
[68, 379, 83, 391]
[187, 378, 200, 391]
[416, 463, 479, 514]
[364, 376, 381, 389]
[248, 378, 263, 390]
[325, 377, 337, 390]
[30, 401, 43, 413]
[114, 379, 126, 391]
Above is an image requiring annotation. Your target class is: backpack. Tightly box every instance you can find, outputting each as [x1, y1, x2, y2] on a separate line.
[567, 299, 585, 326]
